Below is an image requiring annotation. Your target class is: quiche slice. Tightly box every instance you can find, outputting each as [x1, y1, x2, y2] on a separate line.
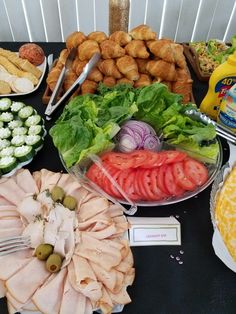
[215, 166, 236, 261]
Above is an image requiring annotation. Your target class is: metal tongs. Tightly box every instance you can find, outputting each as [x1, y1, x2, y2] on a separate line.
[45, 51, 101, 119]
[184, 109, 236, 145]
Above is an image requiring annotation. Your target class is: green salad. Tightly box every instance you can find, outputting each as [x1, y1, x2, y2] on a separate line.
[50, 83, 219, 168]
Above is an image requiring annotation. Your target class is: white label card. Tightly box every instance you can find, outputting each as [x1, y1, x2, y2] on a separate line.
[127, 217, 181, 246]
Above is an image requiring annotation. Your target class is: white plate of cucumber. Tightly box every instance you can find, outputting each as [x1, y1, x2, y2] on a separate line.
[0, 97, 46, 177]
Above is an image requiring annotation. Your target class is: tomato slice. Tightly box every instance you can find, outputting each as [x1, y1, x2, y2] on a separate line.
[103, 152, 133, 170]
[160, 150, 187, 164]
[140, 169, 159, 201]
[123, 169, 142, 201]
[156, 164, 171, 195]
[184, 159, 208, 186]
[129, 150, 149, 168]
[172, 162, 196, 191]
[102, 163, 123, 198]
[164, 165, 185, 197]
[150, 168, 169, 200]
[86, 163, 103, 184]
[140, 151, 166, 168]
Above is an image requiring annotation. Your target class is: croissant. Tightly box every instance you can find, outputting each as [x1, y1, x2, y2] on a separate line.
[135, 58, 149, 74]
[109, 31, 132, 46]
[63, 70, 77, 91]
[134, 74, 152, 88]
[100, 40, 125, 59]
[116, 56, 139, 81]
[87, 31, 107, 44]
[146, 60, 177, 81]
[46, 65, 62, 91]
[81, 80, 98, 95]
[117, 77, 134, 86]
[78, 40, 100, 61]
[98, 59, 122, 79]
[171, 43, 186, 68]
[172, 68, 192, 103]
[74, 60, 87, 76]
[129, 25, 156, 40]
[58, 49, 69, 65]
[66, 31, 86, 50]
[147, 40, 175, 63]
[87, 67, 103, 82]
[103, 76, 117, 87]
[125, 40, 149, 59]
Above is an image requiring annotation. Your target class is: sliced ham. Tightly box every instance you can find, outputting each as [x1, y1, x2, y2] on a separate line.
[75, 233, 122, 271]
[78, 197, 110, 222]
[22, 219, 44, 248]
[0, 218, 22, 229]
[60, 273, 91, 314]
[77, 211, 111, 230]
[107, 204, 124, 218]
[15, 169, 39, 194]
[0, 177, 26, 205]
[38, 168, 63, 192]
[7, 300, 17, 314]
[68, 255, 102, 301]
[0, 227, 23, 237]
[32, 268, 67, 314]
[90, 261, 118, 292]
[83, 224, 117, 240]
[32, 170, 42, 190]
[56, 173, 78, 191]
[0, 205, 17, 211]
[17, 195, 43, 223]
[0, 250, 33, 280]
[123, 267, 135, 286]
[0, 279, 6, 297]
[0, 210, 19, 219]
[6, 291, 37, 312]
[115, 249, 134, 274]
[0, 195, 14, 206]
[6, 257, 51, 304]
[69, 186, 89, 209]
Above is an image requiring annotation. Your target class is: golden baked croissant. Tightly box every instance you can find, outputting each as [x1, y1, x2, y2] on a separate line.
[129, 25, 156, 40]
[109, 31, 132, 46]
[87, 31, 107, 44]
[58, 49, 69, 65]
[116, 56, 139, 81]
[74, 60, 87, 76]
[146, 60, 177, 81]
[172, 68, 192, 103]
[98, 59, 122, 79]
[78, 40, 100, 61]
[63, 70, 77, 91]
[125, 40, 149, 59]
[147, 40, 175, 63]
[103, 76, 117, 87]
[134, 74, 152, 88]
[87, 67, 103, 82]
[100, 40, 125, 59]
[171, 43, 186, 68]
[66, 31, 86, 50]
[135, 58, 149, 74]
[117, 77, 134, 86]
[81, 80, 98, 95]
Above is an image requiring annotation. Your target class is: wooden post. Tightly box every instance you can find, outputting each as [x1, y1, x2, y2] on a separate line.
[109, 0, 130, 35]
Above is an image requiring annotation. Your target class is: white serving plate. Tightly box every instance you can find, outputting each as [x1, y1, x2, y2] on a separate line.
[0, 55, 47, 97]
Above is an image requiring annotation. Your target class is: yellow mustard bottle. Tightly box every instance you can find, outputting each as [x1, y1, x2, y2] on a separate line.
[200, 51, 236, 120]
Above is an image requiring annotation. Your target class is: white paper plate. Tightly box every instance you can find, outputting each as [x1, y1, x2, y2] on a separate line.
[0, 55, 47, 97]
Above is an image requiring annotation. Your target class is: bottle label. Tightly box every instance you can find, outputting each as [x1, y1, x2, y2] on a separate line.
[218, 83, 236, 132]
[215, 77, 236, 98]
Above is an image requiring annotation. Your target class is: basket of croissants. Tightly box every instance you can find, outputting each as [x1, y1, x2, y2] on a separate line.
[43, 24, 193, 104]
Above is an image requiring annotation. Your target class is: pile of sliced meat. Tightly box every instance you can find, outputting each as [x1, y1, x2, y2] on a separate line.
[0, 168, 135, 314]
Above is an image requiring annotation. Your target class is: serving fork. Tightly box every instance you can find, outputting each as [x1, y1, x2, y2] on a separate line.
[0, 235, 31, 256]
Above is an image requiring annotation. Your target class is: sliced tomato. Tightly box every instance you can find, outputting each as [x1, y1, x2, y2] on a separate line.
[135, 169, 152, 200]
[184, 159, 208, 186]
[140, 151, 166, 168]
[86, 163, 103, 184]
[102, 163, 123, 198]
[156, 164, 171, 195]
[139, 169, 159, 201]
[159, 150, 187, 164]
[150, 168, 169, 200]
[123, 169, 142, 201]
[164, 165, 185, 197]
[129, 150, 149, 168]
[172, 162, 196, 191]
[103, 152, 133, 170]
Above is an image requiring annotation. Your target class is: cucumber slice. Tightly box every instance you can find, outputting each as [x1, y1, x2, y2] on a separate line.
[0, 156, 17, 174]
[0, 98, 11, 111]
[25, 114, 42, 127]
[28, 125, 43, 136]
[12, 127, 28, 137]
[11, 101, 25, 113]
[0, 112, 14, 123]
[25, 135, 42, 149]
[18, 106, 34, 120]
[14, 145, 34, 162]
[11, 135, 25, 147]
[0, 146, 15, 157]
[0, 121, 3, 128]
[0, 139, 10, 150]
[8, 119, 23, 130]
[0, 128, 11, 139]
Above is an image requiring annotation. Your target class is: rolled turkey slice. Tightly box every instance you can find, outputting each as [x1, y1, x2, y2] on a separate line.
[15, 169, 39, 194]
[6, 258, 51, 304]
[0, 177, 26, 205]
[78, 197, 110, 222]
[32, 268, 67, 314]
[38, 169, 62, 192]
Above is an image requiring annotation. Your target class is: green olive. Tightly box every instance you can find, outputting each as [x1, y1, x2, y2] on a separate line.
[62, 195, 77, 211]
[46, 253, 62, 273]
[51, 186, 65, 202]
[35, 243, 54, 261]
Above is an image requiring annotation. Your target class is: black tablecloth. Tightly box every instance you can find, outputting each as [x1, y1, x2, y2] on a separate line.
[0, 42, 235, 314]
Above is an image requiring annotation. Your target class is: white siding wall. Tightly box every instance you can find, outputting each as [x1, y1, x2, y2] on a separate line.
[0, 0, 235, 42]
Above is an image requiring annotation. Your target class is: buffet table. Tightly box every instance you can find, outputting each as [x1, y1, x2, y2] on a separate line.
[0, 42, 235, 314]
